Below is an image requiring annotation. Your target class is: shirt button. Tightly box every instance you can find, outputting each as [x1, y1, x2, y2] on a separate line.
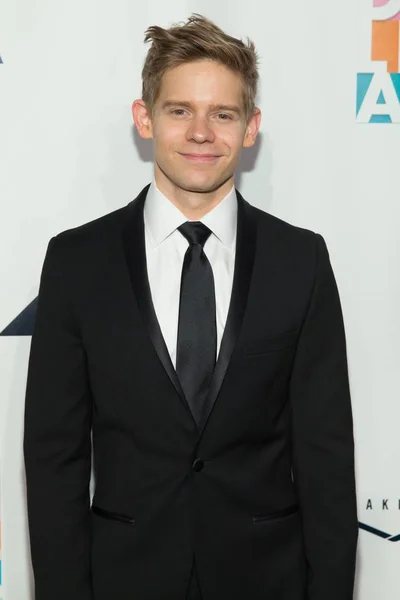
[192, 458, 204, 472]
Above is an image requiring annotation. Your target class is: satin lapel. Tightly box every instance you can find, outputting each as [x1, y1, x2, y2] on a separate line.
[198, 191, 258, 435]
[121, 186, 191, 420]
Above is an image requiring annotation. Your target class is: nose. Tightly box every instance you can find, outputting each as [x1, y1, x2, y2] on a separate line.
[186, 116, 215, 144]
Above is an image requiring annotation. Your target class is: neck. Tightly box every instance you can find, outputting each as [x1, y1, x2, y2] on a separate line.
[154, 170, 234, 220]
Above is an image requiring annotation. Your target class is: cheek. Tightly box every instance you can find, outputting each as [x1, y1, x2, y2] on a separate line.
[153, 127, 184, 152]
[218, 127, 246, 151]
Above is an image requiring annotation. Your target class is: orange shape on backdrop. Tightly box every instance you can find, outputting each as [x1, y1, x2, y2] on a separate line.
[372, 20, 400, 73]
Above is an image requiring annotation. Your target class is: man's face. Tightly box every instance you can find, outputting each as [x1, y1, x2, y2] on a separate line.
[134, 60, 260, 199]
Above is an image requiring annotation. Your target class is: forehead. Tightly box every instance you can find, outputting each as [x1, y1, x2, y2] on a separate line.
[157, 60, 245, 104]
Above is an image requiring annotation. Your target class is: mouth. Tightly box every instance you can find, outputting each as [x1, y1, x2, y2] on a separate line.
[179, 153, 222, 163]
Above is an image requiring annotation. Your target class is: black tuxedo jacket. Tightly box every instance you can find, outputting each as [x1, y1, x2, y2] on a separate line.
[24, 185, 358, 600]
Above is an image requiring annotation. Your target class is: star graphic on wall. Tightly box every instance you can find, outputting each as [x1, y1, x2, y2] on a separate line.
[359, 522, 400, 542]
[0, 299, 38, 336]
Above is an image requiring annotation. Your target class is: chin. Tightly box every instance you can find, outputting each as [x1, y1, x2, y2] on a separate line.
[182, 184, 216, 194]
[175, 177, 227, 195]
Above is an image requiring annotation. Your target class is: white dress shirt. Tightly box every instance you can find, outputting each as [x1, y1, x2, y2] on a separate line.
[144, 181, 238, 369]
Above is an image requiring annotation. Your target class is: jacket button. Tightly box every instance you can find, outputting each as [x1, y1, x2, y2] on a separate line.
[192, 458, 204, 472]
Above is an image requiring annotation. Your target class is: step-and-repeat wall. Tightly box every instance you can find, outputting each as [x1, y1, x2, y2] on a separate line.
[1, 1, 399, 598]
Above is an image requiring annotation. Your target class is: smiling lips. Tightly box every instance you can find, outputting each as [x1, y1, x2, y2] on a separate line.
[180, 153, 222, 163]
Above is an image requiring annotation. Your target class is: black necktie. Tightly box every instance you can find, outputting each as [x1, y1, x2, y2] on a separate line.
[176, 222, 217, 426]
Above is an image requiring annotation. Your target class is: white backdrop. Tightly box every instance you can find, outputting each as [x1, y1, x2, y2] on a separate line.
[1, 1, 400, 598]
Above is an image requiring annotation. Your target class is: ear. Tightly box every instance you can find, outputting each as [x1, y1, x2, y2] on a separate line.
[242, 107, 261, 148]
[132, 99, 154, 139]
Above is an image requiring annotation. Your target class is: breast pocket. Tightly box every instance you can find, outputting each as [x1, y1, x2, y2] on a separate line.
[252, 503, 299, 524]
[245, 330, 299, 356]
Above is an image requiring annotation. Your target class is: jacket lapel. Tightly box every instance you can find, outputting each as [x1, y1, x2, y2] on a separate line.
[121, 185, 257, 433]
[198, 191, 257, 434]
[121, 185, 192, 421]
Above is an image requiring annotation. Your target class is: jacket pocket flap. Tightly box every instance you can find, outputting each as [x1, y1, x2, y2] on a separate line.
[91, 504, 135, 525]
[252, 503, 299, 523]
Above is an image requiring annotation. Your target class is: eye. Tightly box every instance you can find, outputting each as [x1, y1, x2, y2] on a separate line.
[217, 113, 233, 121]
[171, 109, 187, 116]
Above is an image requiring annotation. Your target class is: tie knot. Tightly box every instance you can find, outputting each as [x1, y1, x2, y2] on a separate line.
[178, 221, 212, 248]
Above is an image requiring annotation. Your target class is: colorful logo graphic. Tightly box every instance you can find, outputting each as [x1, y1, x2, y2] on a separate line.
[357, 0, 400, 123]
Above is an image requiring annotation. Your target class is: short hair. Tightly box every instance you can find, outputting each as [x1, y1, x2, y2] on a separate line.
[141, 14, 259, 122]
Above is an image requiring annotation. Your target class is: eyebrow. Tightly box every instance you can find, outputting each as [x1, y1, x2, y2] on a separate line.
[161, 101, 242, 115]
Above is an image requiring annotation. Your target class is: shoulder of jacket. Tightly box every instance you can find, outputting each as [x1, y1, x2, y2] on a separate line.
[250, 203, 320, 243]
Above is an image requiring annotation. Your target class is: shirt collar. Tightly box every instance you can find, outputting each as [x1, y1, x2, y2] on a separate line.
[144, 181, 237, 251]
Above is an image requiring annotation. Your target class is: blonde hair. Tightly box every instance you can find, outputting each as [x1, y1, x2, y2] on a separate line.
[141, 14, 259, 121]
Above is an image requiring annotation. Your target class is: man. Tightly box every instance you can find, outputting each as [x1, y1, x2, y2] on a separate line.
[23, 14, 358, 600]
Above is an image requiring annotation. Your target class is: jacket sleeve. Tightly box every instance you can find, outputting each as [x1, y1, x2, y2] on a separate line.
[290, 233, 358, 600]
[23, 235, 94, 600]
